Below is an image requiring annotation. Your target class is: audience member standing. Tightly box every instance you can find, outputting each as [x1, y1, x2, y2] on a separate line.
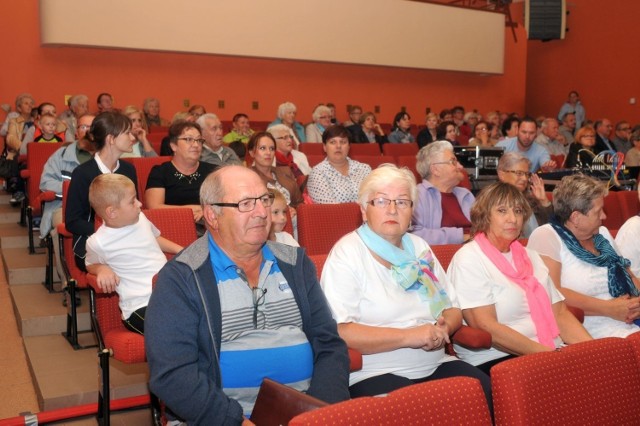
[558, 90, 586, 129]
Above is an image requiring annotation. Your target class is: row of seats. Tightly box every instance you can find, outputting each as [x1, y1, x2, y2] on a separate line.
[287, 336, 640, 425]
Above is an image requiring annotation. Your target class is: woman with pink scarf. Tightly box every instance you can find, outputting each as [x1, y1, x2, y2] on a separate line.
[447, 182, 591, 374]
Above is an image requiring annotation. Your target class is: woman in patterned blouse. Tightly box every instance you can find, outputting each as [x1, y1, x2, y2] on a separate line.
[307, 125, 372, 204]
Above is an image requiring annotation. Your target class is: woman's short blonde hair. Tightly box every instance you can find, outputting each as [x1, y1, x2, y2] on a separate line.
[358, 164, 417, 209]
[470, 181, 533, 237]
[122, 105, 148, 131]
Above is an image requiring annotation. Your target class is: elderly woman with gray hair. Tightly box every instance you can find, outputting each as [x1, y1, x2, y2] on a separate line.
[321, 164, 491, 403]
[305, 105, 333, 143]
[528, 174, 640, 338]
[269, 101, 306, 144]
[411, 141, 474, 245]
[497, 152, 552, 238]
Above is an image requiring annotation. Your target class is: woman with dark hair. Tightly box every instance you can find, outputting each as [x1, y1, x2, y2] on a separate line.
[346, 112, 387, 146]
[145, 121, 217, 230]
[388, 112, 415, 144]
[468, 121, 496, 147]
[66, 111, 138, 271]
[307, 125, 371, 204]
[248, 131, 304, 208]
[436, 121, 458, 145]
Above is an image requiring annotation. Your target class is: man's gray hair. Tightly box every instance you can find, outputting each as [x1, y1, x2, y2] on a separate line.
[196, 113, 220, 128]
[416, 140, 454, 180]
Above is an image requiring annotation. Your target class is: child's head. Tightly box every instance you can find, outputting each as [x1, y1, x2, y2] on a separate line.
[270, 190, 288, 234]
[89, 174, 141, 228]
[39, 113, 57, 138]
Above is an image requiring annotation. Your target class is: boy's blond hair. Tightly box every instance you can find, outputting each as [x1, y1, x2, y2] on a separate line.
[89, 174, 135, 218]
[270, 188, 287, 205]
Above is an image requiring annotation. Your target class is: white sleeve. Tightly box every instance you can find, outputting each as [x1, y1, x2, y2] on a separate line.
[527, 225, 562, 262]
[85, 233, 106, 266]
[320, 240, 365, 324]
[447, 245, 497, 310]
[616, 218, 640, 276]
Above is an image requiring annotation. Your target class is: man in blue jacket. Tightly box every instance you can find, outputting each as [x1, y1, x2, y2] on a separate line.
[145, 165, 350, 425]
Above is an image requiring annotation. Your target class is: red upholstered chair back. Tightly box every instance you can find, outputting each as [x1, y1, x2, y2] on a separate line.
[382, 142, 419, 159]
[122, 156, 171, 207]
[349, 143, 382, 157]
[146, 132, 166, 154]
[430, 243, 462, 270]
[143, 208, 198, 259]
[492, 338, 640, 425]
[297, 203, 363, 255]
[618, 189, 640, 221]
[24, 143, 62, 214]
[289, 377, 492, 426]
[395, 155, 421, 182]
[298, 143, 325, 156]
[308, 253, 328, 280]
[305, 154, 325, 167]
[349, 155, 394, 170]
[60, 180, 88, 287]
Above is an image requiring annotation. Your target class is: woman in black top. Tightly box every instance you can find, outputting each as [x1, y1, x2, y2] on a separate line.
[145, 121, 216, 234]
[66, 111, 138, 271]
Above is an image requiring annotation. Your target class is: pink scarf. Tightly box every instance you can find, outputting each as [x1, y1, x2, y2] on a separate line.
[474, 232, 559, 349]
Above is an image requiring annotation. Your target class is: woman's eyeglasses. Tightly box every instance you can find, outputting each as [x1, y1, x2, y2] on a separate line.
[368, 197, 413, 209]
[503, 170, 532, 178]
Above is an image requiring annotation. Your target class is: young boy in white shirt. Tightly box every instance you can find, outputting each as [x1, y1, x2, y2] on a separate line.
[86, 174, 182, 334]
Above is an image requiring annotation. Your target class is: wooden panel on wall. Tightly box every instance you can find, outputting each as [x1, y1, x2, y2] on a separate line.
[39, 0, 505, 74]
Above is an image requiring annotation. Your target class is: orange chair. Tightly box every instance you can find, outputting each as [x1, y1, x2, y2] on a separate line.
[289, 377, 492, 426]
[492, 338, 640, 425]
[20, 143, 62, 255]
[122, 156, 171, 206]
[297, 203, 363, 255]
[382, 143, 419, 159]
[89, 208, 198, 424]
[395, 155, 421, 182]
[349, 154, 394, 169]
[298, 143, 325, 156]
[349, 143, 381, 157]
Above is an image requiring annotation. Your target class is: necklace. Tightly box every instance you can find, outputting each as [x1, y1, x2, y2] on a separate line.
[174, 169, 201, 184]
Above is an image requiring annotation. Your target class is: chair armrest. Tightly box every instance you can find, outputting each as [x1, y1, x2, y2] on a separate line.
[452, 325, 492, 349]
[20, 169, 30, 179]
[18, 154, 27, 165]
[567, 305, 585, 323]
[56, 222, 73, 238]
[86, 273, 102, 293]
[348, 348, 362, 372]
[38, 190, 57, 203]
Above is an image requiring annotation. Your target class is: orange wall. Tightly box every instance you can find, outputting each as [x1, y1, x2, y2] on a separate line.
[526, 1, 640, 124]
[1, 1, 528, 124]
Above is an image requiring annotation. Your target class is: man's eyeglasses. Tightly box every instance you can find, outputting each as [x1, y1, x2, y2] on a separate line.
[368, 197, 413, 209]
[177, 137, 205, 145]
[432, 158, 459, 167]
[252, 287, 267, 329]
[503, 170, 532, 178]
[212, 193, 275, 212]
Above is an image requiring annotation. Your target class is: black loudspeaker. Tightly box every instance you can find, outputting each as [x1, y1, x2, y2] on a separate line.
[525, 0, 566, 40]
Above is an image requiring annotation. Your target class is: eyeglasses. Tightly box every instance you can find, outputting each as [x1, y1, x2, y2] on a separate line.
[432, 158, 459, 167]
[78, 124, 91, 131]
[476, 127, 488, 132]
[276, 135, 294, 141]
[503, 170, 532, 178]
[177, 137, 205, 145]
[212, 192, 275, 212]
[368, 197, 413, 209]
[252, 287, 267, 329]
